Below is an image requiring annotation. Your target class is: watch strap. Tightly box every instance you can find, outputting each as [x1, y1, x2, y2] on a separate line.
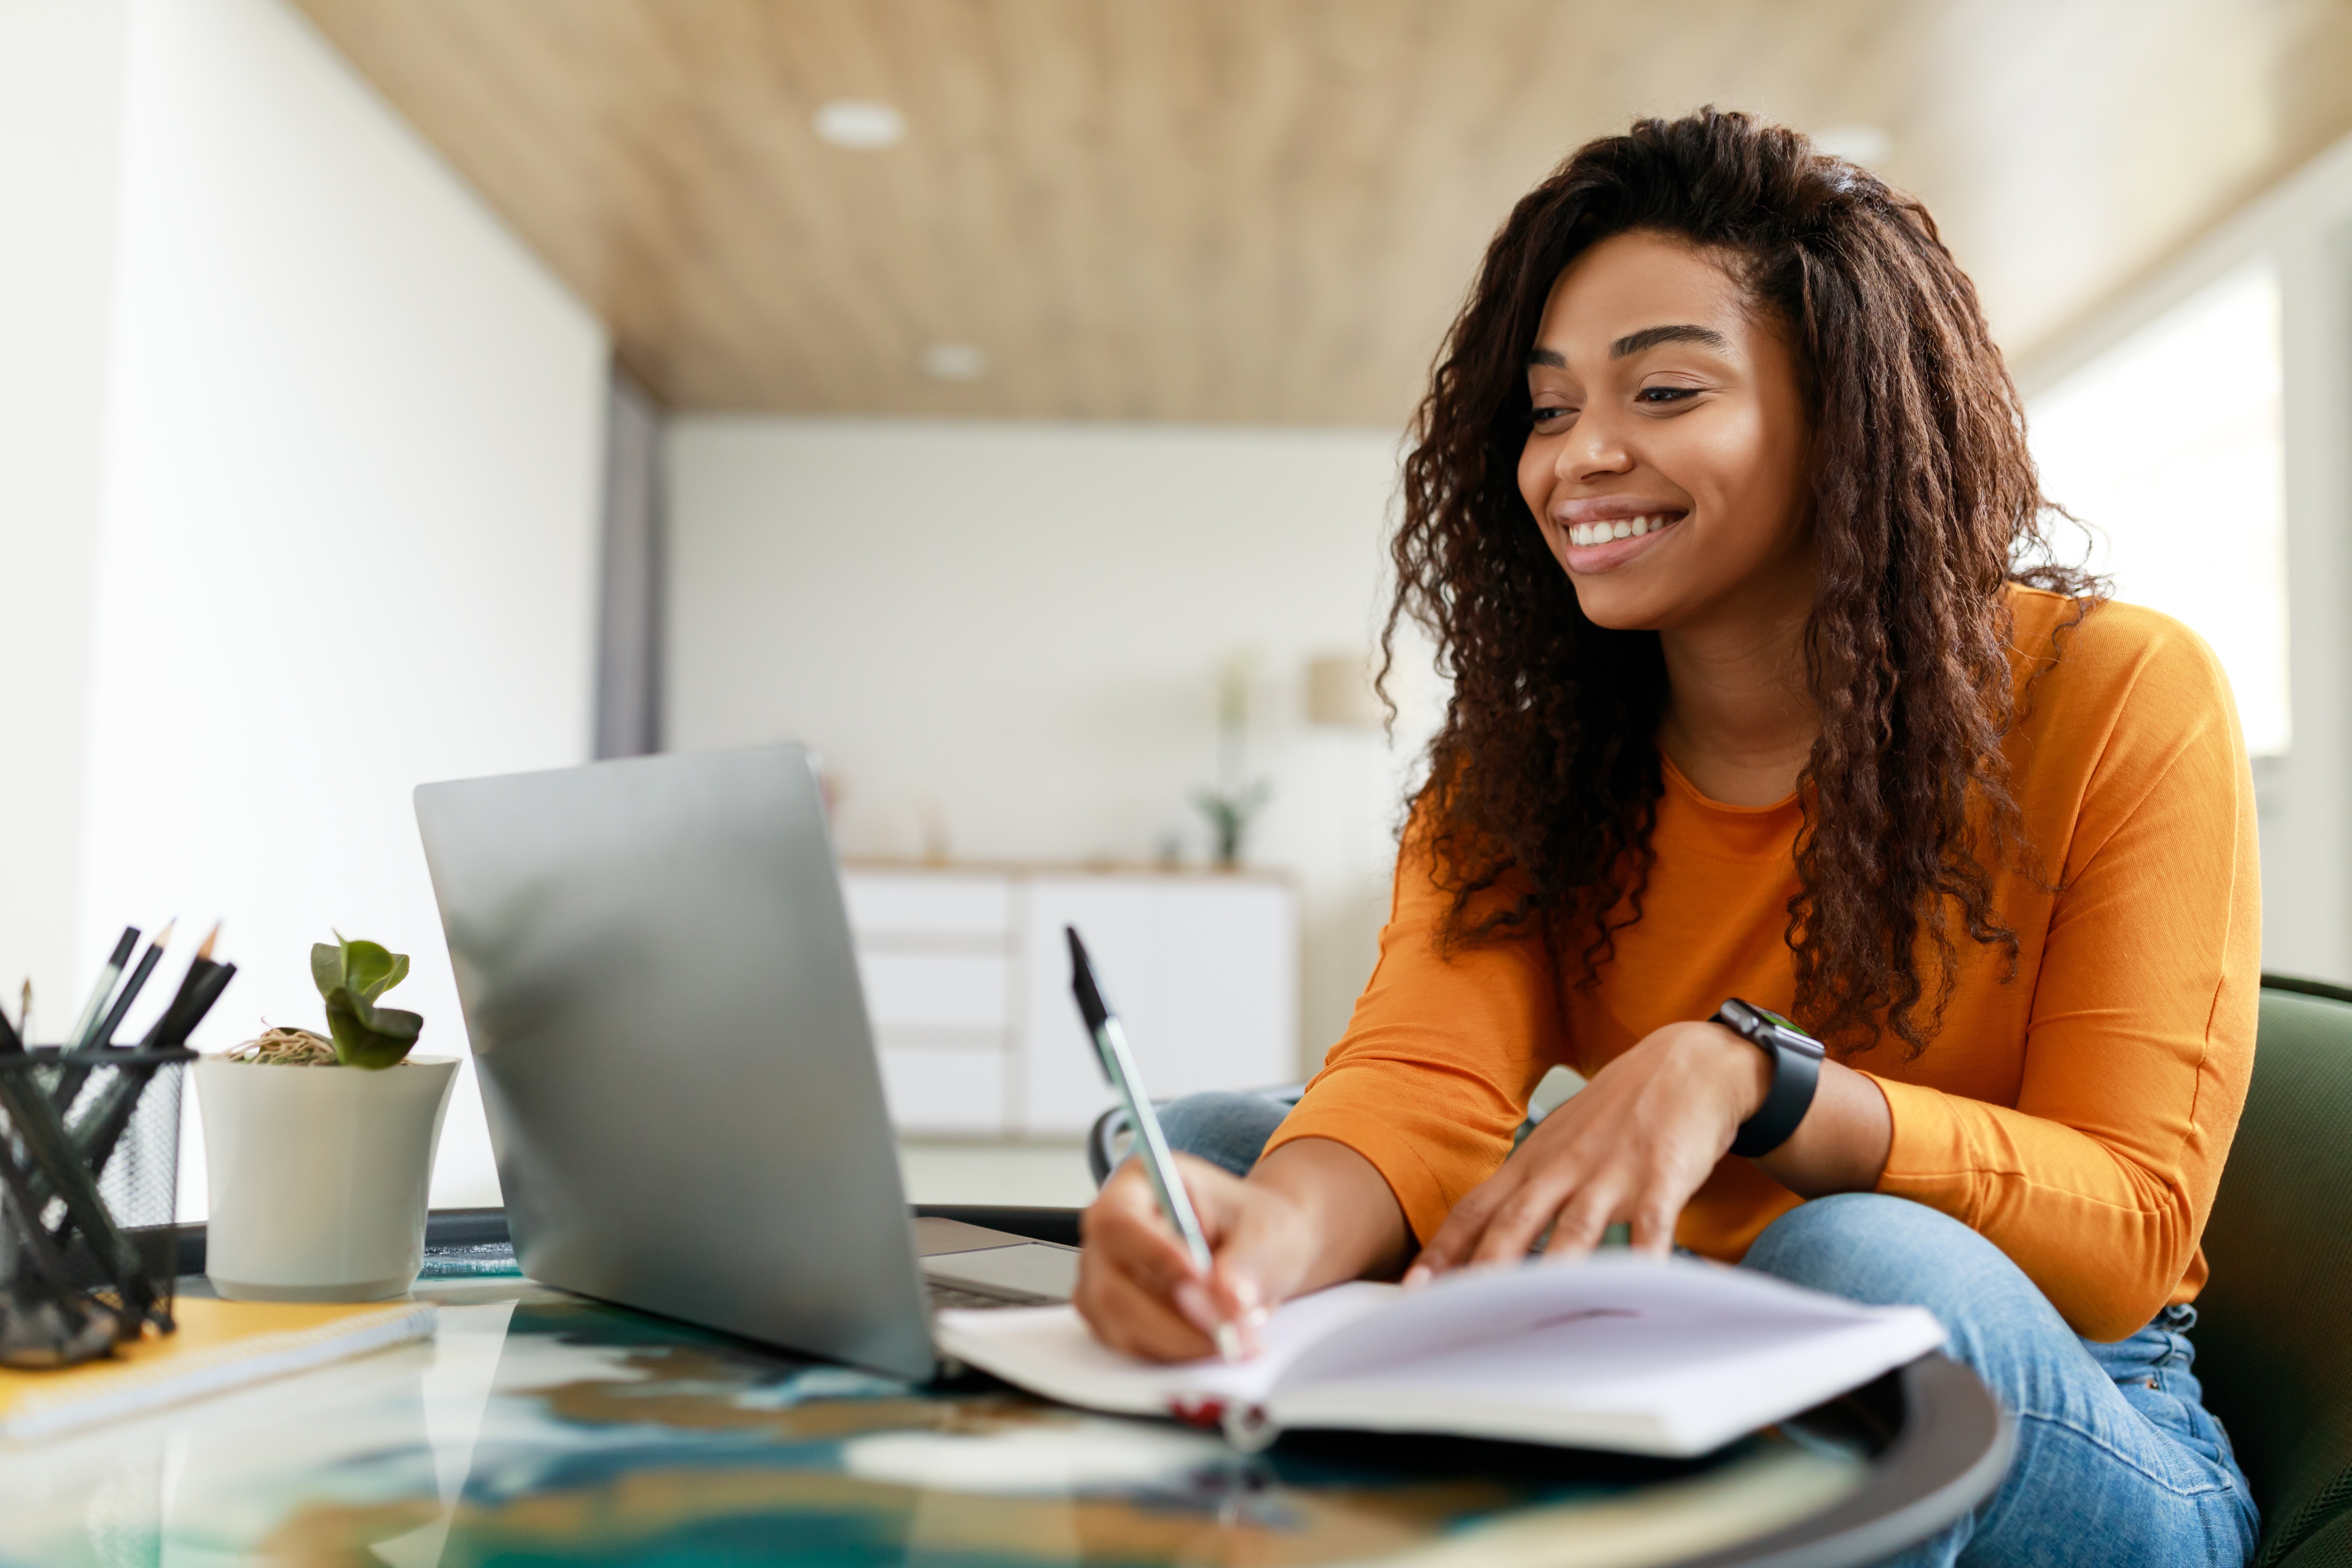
[1716, 1000, 1825, 1159]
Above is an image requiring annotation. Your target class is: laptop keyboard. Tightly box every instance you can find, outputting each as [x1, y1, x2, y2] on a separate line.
[925, 1279, 1050, 1312]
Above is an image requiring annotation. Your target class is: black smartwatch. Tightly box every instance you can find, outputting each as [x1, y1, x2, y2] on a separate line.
[1712, 998, 1826, 1158]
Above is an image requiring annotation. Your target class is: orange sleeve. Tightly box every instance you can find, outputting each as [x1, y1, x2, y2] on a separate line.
[1260, 826, 1561, 1244]
[1863, 621, 2261, 1340]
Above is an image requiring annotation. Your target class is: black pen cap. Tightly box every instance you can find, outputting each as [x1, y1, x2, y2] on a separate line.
[1066, 926, 1112, 1037]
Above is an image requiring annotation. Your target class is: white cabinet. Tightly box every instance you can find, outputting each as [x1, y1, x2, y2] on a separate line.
[844, 865, 1297, 1138]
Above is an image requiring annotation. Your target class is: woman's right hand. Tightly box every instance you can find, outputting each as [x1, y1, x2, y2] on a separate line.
[1074, 1154, 1314, 1361]
[1074, 1137, 1413, 1362]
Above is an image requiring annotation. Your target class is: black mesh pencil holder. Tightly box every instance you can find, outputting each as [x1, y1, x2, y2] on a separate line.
[0, 1047, 192, 1368]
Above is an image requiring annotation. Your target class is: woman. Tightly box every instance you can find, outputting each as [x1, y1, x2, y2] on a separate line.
[1078, 110, 2260, 1567]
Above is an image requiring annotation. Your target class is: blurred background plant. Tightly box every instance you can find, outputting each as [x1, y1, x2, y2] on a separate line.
[1192, 651, 1273, 869]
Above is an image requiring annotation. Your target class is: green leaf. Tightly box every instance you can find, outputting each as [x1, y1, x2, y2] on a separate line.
[311, 943, 343, 1001]
[313, 931, 420, 1066]
[324, 987, 423, 1070]
[339, 939, 405, 1004]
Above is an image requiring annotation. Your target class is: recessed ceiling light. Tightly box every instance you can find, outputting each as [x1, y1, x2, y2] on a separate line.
[812, 99, 906, 150]
[919, 342, 990, 381]
[1813, 124, 1893, 167]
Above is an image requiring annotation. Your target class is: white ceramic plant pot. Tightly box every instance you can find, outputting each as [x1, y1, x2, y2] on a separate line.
[195, 1055, 459, 1302]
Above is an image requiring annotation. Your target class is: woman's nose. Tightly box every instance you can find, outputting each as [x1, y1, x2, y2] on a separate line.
[1560, 410, 1634, 480]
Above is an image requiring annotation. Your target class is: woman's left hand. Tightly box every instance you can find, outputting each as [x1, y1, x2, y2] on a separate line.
[1405, 1020, 1771, 1279]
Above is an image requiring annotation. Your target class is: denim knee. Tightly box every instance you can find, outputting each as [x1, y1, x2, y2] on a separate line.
[1742, 1193, 2077, 1374]
[1750, 1203, 2260, 1566]
[1155, 1091, 1293, 1177]
[1745, 1192, 1995, 1298]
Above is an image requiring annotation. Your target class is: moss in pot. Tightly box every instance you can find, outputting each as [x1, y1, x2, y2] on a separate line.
[196, 936, 460, 1301]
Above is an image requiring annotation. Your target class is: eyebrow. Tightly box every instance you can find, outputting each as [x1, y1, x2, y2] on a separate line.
[1610, 324, 1729, 359]
[1525, 324, 1732, 370]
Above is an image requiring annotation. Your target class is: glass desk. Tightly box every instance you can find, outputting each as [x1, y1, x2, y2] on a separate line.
[0, 1221, 2009, 1568]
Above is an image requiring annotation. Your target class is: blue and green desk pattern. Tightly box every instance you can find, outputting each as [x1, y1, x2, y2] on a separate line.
[0, 1217, 2005, 1568]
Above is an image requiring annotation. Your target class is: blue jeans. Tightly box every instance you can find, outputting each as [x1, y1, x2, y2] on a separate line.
[1154, 1092, 2260, 1568]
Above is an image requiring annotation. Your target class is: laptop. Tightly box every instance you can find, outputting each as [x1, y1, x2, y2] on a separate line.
[413, 743, 1078, 1380]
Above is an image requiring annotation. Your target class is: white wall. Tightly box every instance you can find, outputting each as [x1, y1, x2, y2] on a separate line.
[667, 419, 1429, 1074]
[0, 0, 610, 1212]
[2016, 126, 2352, 985]
[0, 1, 133, 1028]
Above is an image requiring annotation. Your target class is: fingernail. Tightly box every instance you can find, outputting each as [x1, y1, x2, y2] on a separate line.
[1228, 1274, 1262, 1315]
[1172, 1280, 1219, 1335]
[1402, 1264, 1431, 1290]
[1243, 1303, 1270, 1329]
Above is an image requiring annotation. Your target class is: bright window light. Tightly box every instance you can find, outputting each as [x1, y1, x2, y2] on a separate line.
[2028, 262, 2289, 756]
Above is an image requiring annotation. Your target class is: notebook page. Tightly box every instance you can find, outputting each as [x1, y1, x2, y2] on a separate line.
[1269, 1253, 1924, 1390]
[933, 1280, 1397, 1419]
[1266, 1255, 1944, 1456]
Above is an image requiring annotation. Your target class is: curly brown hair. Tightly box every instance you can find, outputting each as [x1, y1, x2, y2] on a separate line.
[1382, 108, 2094, 1057]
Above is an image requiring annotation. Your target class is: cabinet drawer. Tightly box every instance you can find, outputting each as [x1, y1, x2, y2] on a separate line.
[858, 950, 1011, 1031]
[1020, 875, 1298, 1134]
[878, 1046, 1007, 1134]
[844, 871, 1013, 939]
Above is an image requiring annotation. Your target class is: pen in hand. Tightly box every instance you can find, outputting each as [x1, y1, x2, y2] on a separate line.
[1067, 925, 1245, 1362]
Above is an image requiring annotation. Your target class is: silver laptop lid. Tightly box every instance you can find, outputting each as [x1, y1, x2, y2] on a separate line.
[414, 744, 936, 1379]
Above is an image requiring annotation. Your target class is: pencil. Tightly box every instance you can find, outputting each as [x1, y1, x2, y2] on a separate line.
[89, 920, 172, 1049]
[65, 926, 141, 1053]
[147, 961, 234, 1050]
[141, 922, 223, 1049]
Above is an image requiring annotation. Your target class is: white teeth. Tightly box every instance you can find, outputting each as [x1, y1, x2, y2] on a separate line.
[1570, 514, 1681, 546]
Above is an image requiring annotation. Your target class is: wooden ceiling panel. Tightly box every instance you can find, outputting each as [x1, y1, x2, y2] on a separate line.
[292, 0, 2352, 424]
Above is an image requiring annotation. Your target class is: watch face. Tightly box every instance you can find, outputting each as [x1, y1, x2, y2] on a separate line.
[1722, 998, 1821, 1052]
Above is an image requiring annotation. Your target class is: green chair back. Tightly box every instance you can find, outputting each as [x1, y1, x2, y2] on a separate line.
[2195, 976, 2352, 1568]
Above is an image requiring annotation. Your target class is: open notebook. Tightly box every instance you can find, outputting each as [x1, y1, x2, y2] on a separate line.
[937, 1253, 1944, 1457]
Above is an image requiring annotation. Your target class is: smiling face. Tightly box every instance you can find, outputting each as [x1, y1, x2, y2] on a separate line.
[1518, 231, 1814, 634]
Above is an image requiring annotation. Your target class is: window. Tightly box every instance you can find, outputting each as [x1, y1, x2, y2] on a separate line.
[2028, 262, 2289, 756]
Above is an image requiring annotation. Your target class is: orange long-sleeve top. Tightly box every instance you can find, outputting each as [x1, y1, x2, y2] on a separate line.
[1266, 588, 2260, 1342]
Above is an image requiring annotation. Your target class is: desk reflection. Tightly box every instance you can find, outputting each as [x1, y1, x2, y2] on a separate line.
[0, 1276, 1862, 1568]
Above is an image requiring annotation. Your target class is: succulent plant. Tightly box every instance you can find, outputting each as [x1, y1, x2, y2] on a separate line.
[309, 934, 422, 1070]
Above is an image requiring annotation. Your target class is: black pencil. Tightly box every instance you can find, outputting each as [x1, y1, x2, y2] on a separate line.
[65, 927, 140, 1053]
[139, 923, 222, 1049]
[88, 920, 172, 1050]
[144, 955, 234, 1050]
